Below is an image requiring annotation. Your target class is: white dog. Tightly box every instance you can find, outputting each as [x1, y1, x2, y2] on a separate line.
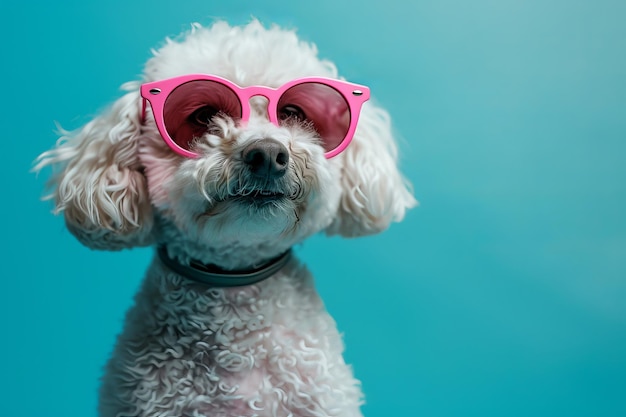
[36, 20, 416, 417]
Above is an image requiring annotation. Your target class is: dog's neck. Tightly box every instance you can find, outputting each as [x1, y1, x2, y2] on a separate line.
[157, 246, 293, 287]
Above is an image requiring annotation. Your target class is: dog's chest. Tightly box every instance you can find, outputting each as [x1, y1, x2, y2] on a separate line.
[103, 259, 363, 416]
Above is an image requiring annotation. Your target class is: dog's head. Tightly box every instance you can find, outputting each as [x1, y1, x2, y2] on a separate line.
[35, 21, 416, 267]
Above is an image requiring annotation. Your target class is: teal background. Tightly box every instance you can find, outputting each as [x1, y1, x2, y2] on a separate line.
[2, 0, 625, 416]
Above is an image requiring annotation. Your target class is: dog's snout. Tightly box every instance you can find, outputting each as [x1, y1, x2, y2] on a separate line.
[242, 139, 289, 179]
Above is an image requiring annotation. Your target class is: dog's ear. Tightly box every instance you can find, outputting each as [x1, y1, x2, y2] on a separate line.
[34, 82, 154, 250]
[326, 103, 417, 237]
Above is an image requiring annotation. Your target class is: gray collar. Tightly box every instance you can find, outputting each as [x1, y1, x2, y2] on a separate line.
[157, 246, 292, 287]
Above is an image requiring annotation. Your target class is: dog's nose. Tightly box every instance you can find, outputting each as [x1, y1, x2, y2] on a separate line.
[242, 139, 289, 179]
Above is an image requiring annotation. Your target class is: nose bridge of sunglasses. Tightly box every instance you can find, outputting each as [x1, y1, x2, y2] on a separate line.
[246, 94, 273, 120]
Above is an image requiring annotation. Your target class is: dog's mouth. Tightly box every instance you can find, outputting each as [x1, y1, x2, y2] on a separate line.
[231, 189, 287, 206]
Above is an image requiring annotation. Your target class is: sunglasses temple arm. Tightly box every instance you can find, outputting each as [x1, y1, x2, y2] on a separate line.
[141, 98, 147, 124]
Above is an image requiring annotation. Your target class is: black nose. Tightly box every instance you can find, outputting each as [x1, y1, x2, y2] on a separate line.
[242, 139, 289, 179]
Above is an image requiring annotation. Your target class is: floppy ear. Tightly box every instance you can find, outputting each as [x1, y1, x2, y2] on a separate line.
[326, 103, 417, 237]
[34, 82, 154, 250]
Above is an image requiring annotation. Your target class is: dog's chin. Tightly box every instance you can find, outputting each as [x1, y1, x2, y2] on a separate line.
[199, 195, 300, 244]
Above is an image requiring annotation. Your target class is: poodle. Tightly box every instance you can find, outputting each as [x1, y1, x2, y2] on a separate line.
[35, 20, 416, 417]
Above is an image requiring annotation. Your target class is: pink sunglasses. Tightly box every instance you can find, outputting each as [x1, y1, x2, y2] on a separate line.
[140, 74, 370, 159]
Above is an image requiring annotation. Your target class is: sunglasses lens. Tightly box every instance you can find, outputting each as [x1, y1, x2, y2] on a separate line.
[277, 83, 350, 153]
[163, 80, 241, 151]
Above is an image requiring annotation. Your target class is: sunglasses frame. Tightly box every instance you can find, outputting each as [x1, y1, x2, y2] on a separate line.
[140, 74, 370, 159]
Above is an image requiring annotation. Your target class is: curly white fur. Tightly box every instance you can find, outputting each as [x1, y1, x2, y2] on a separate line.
[35, 20, 416, 417]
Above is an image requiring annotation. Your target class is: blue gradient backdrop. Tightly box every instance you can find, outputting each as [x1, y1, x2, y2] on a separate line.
[2, 1, 625, 416]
